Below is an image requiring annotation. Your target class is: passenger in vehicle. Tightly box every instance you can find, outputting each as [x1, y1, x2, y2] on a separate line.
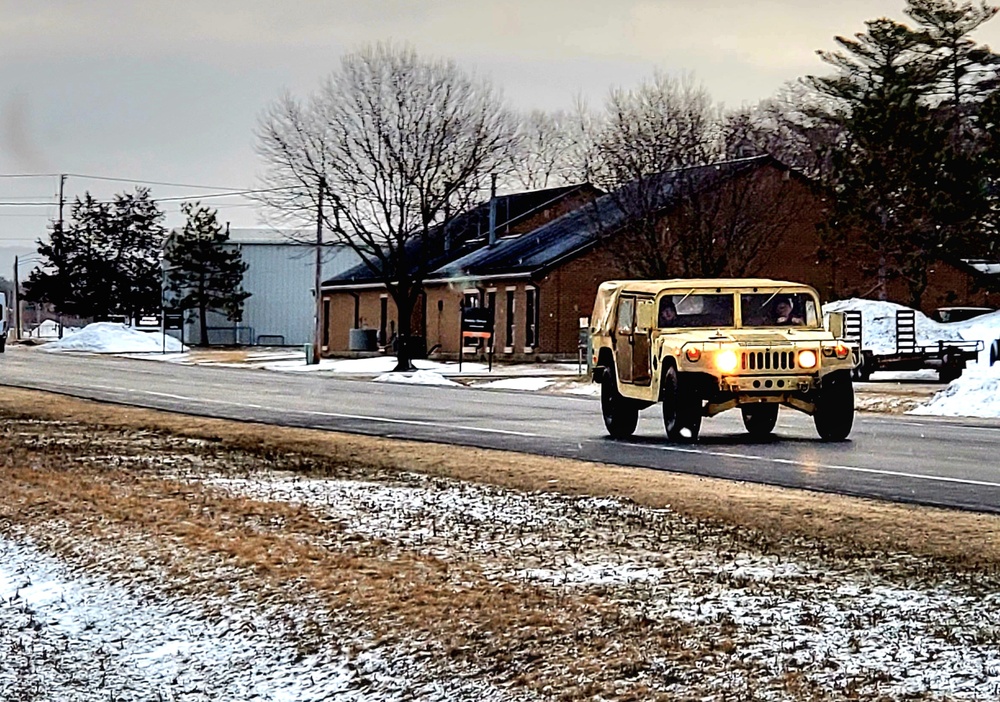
[659, 299, 678, 327]
[774, 298, 805, 325]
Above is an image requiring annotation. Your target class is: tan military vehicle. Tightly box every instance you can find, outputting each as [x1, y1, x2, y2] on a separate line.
[590, 279, 856, 442]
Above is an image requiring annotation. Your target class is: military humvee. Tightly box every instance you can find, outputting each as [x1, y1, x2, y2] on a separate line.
[590, 279, 856, 441]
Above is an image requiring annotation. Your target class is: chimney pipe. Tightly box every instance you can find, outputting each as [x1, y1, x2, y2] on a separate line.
[488, 173, 497, 247]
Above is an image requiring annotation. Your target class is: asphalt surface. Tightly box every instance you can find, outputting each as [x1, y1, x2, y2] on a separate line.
[3, 345, 1000, 514]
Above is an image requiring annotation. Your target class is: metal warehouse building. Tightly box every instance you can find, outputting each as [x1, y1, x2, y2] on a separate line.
[176, 228, 360, 347]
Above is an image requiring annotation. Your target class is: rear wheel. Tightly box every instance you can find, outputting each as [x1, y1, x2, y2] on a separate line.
[601, 368, 638, 439]
[661, 365, 701, 442]
[814, 372, 854, 441]
[741, 403, 778, 437]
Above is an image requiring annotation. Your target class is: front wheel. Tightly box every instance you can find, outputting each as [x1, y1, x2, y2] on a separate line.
[661, 365, 701, 442]
[741, 403, 778, 437]
[601, 368, 638, 439]
[814, 372, 854, 441]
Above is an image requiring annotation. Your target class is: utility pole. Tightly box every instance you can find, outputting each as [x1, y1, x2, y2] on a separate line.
[56, 174, 66, 339]
[312, 176, 326, 365]
[57, 174, 66, 232]
[13, 256, 20, 340]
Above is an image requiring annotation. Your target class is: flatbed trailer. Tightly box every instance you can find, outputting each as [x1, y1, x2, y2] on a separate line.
[842, 309, 983, 382]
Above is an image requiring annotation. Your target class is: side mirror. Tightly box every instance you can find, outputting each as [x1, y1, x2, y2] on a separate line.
[827, 311, 845, 339]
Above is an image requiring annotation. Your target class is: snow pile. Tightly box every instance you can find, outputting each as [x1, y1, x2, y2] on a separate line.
[41, 322, 186, 353]
[910, 363, 1000, 418]
[826, 299, 1000, 418]
[373, 369, 461, 386]
[25, 319, 82, 338]
[824, 298, 965, 354]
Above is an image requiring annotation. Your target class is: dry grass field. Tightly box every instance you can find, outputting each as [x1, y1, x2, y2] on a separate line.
[2, 387, 1000, 701]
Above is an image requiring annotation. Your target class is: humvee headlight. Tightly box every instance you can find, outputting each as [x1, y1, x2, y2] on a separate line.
[716, 349, 739, 373]
[798, 350, 818, 369]
[835, 343, 850, 359]
[685, 347, 702, 362]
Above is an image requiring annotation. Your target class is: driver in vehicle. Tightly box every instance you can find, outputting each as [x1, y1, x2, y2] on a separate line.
[774, 298, 805, 325]
[659, 299, 678, 327]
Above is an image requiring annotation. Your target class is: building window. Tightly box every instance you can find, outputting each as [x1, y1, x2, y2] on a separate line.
[525, 287, 538, 349]
[379, 296, 388, 346]
[505, 289, 515, 349]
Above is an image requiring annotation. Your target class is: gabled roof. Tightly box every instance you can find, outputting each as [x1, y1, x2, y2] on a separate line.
[322, 184, 591, 289]
[427, 156, 774, 282]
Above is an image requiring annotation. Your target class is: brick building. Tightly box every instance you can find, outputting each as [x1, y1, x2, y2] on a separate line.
[320, 156, 998, 360]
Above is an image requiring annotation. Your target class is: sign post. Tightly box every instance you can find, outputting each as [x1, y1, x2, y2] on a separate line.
[460, 307, 494, 372]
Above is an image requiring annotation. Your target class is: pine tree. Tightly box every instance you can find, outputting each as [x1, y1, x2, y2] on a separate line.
[164, 202, 250, 346]
[24, 188, 165, 320]
[809, 5, 1000, 307]
[108, 188, 167, 320]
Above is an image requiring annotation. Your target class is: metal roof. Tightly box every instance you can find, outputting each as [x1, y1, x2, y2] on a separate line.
[322, 184, 590, 289]
[427, 157, 772, 282]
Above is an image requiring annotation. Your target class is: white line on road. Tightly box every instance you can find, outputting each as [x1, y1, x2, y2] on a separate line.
[131, 388, 542, 438]
[76, 383, 1000, 487]
[642, 443, 1000, 488]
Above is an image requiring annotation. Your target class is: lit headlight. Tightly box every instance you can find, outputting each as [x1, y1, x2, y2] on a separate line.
[716, 349, 739, 373]
[798, 350, 818, 369]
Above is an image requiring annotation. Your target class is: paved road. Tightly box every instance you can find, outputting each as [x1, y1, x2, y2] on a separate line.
[3, 346, 1000, 513]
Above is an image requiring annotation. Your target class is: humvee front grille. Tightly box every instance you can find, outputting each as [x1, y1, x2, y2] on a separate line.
[742, 350, 796, 371]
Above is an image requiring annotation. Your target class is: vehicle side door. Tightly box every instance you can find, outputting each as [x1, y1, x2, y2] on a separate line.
[631, 297, 653, 386]
[613, 295, 635, 383]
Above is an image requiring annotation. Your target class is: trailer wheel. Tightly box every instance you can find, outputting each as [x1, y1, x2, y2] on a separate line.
[939, 365, 962, 383]
[814, 371, 854, 441]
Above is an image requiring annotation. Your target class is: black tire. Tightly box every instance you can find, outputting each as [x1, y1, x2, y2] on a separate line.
[601, 368, 638, 439]
[814, 371, 854, 441]
[0, 334, 5, 353]
[938, 366, 962, 383]
[741, 403, 778, 437]
[661, 365, 701, 442]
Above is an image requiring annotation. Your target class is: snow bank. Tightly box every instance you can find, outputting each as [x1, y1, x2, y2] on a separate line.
[910, 364, 1000, 418]
[826, 299, 1000, 418]
[373, 369, 461, 386]
[41, 322, 187, 353]
[824, 298, 965, 354]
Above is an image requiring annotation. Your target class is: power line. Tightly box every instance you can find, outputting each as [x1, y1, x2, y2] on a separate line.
[63, 172, 253, 191]
[0, 173, 62, 179]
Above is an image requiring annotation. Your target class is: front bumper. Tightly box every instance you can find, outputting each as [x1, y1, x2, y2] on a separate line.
[718, 374, 816, 393]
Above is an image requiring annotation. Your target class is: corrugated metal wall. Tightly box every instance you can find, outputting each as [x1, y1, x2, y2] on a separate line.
[184, 243, 359, 346]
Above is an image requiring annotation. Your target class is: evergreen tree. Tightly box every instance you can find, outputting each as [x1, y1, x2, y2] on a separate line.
[24, 188, 165, 320]
[809, 4, 1000, 307]
[164, 202, 250, 346]
[108, 188, 167, 320]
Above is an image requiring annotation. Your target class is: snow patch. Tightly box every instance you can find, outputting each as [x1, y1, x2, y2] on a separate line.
[41, 323, 187, 354]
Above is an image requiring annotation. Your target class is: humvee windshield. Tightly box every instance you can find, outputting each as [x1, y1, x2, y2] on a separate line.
[740, 291, 819, 328]
[658, 293, 734, 328]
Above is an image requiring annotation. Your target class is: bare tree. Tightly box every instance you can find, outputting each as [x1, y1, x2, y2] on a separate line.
[256, 43, 516, 371]
[504, 101, 603, 191]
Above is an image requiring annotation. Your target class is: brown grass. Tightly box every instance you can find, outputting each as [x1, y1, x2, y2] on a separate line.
[1, 386, 998, 570]
[3, 386, 999, 699]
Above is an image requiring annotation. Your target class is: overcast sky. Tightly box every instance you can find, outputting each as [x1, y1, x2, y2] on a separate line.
[2, 0, 1000, 262]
